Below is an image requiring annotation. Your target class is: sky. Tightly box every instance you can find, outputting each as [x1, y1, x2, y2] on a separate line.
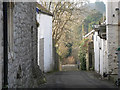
[90, 0, 106, 3]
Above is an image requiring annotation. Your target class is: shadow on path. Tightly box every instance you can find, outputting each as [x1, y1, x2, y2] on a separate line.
[40, 71, 118, 88]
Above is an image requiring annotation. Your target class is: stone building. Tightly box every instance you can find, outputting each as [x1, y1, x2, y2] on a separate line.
[36, 3, 54, 73]
[83, 30, 95, 71]
[0, 1, 3, 90]
[0, 2, 45, 88]
[93, 24, 108, 76]
[92, 0, 120, 82]
[106, 0, 120, 81]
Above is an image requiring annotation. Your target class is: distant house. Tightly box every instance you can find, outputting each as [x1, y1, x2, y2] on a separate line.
[83, 30, 95, 71]
[36, 3, 54, 73]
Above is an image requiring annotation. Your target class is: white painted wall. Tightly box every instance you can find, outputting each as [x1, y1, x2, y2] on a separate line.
[94, 31, 107, 76]
[94, 31, 100, 73]
[0, 4, 3, 89]
[37, 13, 44, 72]
[100, 39, 107, 76]
[100, 39, 103, 75]
[94, 32, 97, 72]
[37, 13, 54, 72]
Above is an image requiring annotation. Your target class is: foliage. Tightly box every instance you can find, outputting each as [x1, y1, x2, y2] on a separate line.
[38, 0, 97, 64]
[83, 11, 103, 33]
[57, 42, 68, 59]
[79, 52, 86, 70]
[78, 39, 89, 70]
[77, 2, 105, 70]
[65, 42, 73, 58]
[62, 56, 75, 65]
[38, 0, 90, 45]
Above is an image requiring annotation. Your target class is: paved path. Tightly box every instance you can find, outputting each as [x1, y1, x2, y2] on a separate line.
[62, 64, 78, 71]
[40, 71, 118, 88]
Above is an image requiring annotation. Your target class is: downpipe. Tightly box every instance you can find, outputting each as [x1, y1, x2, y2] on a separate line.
[3, 2, 8, 89]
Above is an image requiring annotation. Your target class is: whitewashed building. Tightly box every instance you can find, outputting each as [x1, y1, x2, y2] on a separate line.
[82, 0, 120, 83]
[93, 26, 108, 76]
[92, 1, 120, 82]
[36, 3, 54, 73]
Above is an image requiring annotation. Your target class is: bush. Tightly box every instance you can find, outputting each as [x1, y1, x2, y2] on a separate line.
[78, 39, 88, 70]
[79, 52, 86, 70]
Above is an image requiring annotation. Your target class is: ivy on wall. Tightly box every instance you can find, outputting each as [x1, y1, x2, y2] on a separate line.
[78, 39, 89, 70]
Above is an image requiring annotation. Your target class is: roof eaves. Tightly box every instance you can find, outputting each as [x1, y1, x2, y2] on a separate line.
[36, 3, 53, 16]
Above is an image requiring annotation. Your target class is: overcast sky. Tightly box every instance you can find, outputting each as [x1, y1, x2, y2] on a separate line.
[90, 0, 106, 4]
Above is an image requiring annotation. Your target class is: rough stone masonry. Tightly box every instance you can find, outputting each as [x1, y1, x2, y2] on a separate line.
[106, 1, 120, 81]
[0, 1, 3, 90]
[7, 2, 45, 88]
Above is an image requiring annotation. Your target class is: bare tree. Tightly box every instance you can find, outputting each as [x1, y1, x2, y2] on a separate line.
[38, 0, 90, 45]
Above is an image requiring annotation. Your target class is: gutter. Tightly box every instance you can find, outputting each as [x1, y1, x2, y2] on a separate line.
[39, 9, 53, 17]
[36, 7, 53, 17]
[3, 2, 8, 88]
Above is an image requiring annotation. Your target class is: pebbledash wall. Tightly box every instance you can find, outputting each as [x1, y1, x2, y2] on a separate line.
[8, 2, 44, 88]
[0, 2, 3, 90]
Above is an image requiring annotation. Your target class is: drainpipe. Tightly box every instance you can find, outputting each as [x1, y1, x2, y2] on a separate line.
[3, 2, 8, 88]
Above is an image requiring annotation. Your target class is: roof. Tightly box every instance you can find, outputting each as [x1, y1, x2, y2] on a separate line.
[36, 3, 53, 16]
[83, 30, 95, 38]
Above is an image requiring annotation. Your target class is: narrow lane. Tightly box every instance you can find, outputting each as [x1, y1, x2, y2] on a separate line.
[40, 71, 117, 88]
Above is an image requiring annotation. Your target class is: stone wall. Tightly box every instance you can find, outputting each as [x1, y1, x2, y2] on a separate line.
[62, 64, 78, 71]
[106, 1, 120, 81]
[0, 2, 3, 90]
[107, 26, 119, 74]
[8, 2, 44, 88]
[85, 33, 94, 71]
